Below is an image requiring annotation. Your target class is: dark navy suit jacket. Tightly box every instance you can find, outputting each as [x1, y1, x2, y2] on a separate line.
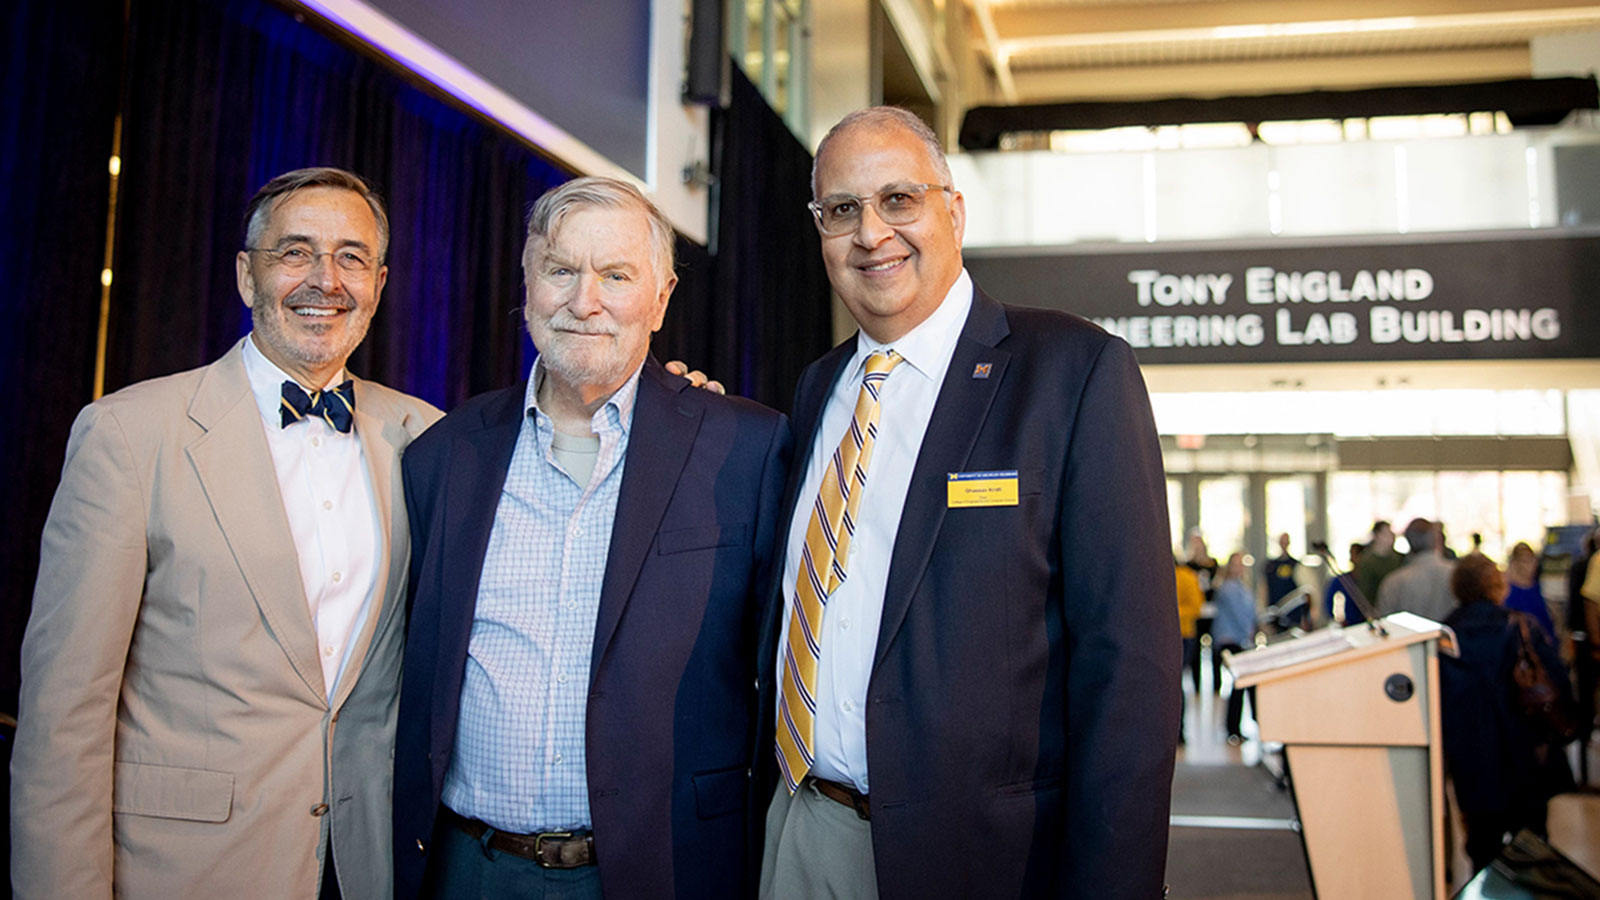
[755, 288, 1181, 900]
[394, 357, 790, 900]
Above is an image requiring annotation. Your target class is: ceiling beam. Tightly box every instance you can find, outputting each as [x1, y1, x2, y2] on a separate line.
[994, 8, 1600, 62]
[988, 0, 1600, 38]
[1005, 47, 1534, 103]
[971, 0, 1018, 102]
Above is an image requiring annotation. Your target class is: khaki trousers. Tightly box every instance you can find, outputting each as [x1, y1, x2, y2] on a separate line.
[759, 780, 878, 900]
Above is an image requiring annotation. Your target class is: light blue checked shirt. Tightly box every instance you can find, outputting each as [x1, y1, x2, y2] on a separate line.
[441, 359, 640, 833]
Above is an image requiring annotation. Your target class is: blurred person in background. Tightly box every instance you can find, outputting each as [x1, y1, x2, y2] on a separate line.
[1378, 518, 1456, 623]
[1261, 533, 1306, 629]
[1213, 553, 1258, 744]
[1503, 542, 1556, 639]
[1353, 521, 1402, 617]
[1176, 560, 1204, 746]
[1323, 542, 1367, 627]
[1440, 554, 1574, 871]
[1574, 526, 1600, 785]
[1184, 530, 1221, 694]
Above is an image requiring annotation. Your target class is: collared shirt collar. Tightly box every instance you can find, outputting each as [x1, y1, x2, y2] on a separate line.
[241, 334, 349, 429]
[524, 355, 645, 436]
[850, 268, 973, 383]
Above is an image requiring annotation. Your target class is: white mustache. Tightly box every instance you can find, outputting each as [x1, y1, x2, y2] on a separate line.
[548, 312, 617, 336]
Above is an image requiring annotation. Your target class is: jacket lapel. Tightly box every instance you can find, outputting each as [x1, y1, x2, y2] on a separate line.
[590, 359, 702, 670]
[185, 340, 326, 702]
[329, 381, 414, 712]
[778, 341, 855, 527]
[874, 291, 1012, 669]
[431, 387, 526, 717]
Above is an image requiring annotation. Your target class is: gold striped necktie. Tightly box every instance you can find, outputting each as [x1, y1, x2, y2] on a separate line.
[776, 349, 904, 792]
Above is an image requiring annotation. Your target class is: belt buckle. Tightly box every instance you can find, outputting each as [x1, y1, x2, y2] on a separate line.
[533, 831, 575, 868]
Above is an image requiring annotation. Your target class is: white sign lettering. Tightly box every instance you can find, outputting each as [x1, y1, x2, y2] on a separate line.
[1108, 261, 1559, 354]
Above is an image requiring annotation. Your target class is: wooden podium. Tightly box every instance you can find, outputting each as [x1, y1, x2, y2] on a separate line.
[1227, 612, 1456, 900]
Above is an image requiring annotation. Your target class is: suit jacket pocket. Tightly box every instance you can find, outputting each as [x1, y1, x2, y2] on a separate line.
[995, 775, 1061, 797]
[692, 765, 749, 820]
[656, 524, 749, 555]
[113, 760, 234, 822]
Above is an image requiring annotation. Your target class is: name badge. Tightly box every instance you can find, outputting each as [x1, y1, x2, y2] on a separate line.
[947, 470, 1019, 508]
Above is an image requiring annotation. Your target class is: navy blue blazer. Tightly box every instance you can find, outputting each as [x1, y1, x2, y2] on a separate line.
[755, 288, 1181, 900]
[394, 357, 790, 900]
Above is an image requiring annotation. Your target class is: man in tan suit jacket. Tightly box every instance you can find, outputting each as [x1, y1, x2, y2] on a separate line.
[11, 168, 441, 900]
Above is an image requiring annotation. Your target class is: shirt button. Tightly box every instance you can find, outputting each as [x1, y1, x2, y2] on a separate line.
[311, 437, 320, 448]
[841, 699, 855, 713]
[554, 753, 564, 764]
[564, 601, 576, 611]
[323, 645, 335, 657]
[331, 571, 342, 583]
[557, 673, 568, 684]
[323, 500, 333, 511]
[840, 617, 851, 631]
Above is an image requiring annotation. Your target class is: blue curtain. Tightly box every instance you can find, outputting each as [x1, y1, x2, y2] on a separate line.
[109, 0, 572, 408]
[0, 0, 124, 784]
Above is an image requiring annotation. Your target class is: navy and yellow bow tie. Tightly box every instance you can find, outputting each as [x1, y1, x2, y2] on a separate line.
[280, 380, 356, 433]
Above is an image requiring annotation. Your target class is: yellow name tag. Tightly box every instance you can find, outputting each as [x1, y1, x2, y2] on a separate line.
[947, 470, 1019, 508]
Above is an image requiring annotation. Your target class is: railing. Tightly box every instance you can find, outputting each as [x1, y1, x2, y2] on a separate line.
[950, 119, 1600, 247]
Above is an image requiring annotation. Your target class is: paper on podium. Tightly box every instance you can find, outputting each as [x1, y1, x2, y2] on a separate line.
[1224, 628, 1356, 680]
[1224, 612, 1458, 683]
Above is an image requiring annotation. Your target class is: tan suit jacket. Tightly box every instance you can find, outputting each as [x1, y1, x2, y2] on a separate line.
[11, 338, 441, 900]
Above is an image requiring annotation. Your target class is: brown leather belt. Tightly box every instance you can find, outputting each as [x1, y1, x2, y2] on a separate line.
[444, 808, 597, 868]
[811, 777, 871, 821]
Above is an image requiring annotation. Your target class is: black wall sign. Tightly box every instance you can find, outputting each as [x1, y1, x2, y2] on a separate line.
[964, 233, 1600, 364]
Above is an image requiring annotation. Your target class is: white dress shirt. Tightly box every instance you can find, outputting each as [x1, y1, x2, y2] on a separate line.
[779, 268, 973, 793]
[242, 336, 381, 698]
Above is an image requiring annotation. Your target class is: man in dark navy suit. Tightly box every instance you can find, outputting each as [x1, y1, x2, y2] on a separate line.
[756, 107, 1180, 900]
[393, 176, 789, 900]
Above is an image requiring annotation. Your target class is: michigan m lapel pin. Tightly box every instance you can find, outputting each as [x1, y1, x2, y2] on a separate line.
[972, 363, 992, 379]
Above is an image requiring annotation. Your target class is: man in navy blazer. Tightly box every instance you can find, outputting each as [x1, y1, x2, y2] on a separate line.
[756, 108, 1180, 900]
[393, 177, 789, 900]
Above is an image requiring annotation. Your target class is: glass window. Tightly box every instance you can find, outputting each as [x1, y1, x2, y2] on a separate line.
[729, 0, 808, 138]
[1199, 476, 1249, 559]
[1435, 471, 1501, 557]
[1148, 388, 1568, 437]
[1330, 470, 1568, 563]
[1372, 472, 1437, 548]
[1168, 478, 1185, 556]
[1328, 472, 1376, 554]
[1501, 471, 1570, 557]
[1265, 477, 1311, 557]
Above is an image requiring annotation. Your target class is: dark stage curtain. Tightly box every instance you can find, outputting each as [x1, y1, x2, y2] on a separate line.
[0, 0, 124, 761]
[109, 0, 569, 407]
[656, 66, 834, 410]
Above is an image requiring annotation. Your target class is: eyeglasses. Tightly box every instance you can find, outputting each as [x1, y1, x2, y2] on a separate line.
[246, 244, 376, 275]
[807, 183, 952, 236]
